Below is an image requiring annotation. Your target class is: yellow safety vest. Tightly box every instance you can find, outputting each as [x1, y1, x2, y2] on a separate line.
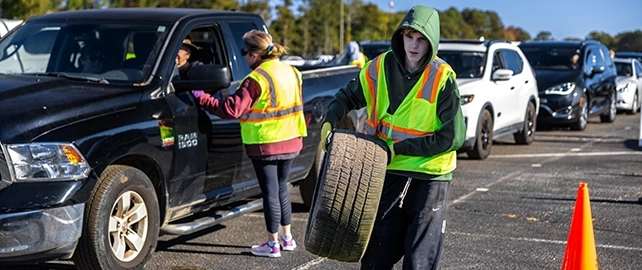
[239, 59, 307, 144]
[350, 52, 366, 69]
[361, 51, 457, 175]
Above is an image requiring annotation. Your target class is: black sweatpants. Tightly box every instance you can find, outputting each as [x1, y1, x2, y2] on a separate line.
[251, 158, 294, 234]
[360, 174, 450, 270]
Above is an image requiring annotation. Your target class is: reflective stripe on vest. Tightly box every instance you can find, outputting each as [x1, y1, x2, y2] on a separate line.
[239, 59, 307, 144]
[360, 51, 457, 175]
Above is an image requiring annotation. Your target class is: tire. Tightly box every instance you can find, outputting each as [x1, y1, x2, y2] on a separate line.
[514, 102, 536, 145]
[304, 129, 388, 262]
[600, 91, 617, 122]
[570, 94, 588, 131]
[626, 91, 639, 115]
[300, 116, 356, 209]
[467, 110, 493, 159]
[73, 165, 160, 270]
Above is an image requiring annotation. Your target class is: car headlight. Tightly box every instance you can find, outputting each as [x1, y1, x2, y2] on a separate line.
[617, 81, 633, 92]
[4, 143, 90, 181]
[544, 82, 576, 95]
[461, 94, 475, 105]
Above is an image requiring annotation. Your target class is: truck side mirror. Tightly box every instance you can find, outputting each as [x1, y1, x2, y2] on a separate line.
[173, 64, 231, 92]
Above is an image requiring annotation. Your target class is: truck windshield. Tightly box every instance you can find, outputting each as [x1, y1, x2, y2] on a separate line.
[0, 21, 170, 83]
[438, 50, 486, 79]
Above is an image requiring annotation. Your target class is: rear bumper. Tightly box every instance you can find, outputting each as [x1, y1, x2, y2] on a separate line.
[0, 203, 84, 263]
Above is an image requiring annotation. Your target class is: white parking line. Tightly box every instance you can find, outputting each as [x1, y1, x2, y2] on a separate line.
[292, 257, 326, 270]
[450, 231, 642, 251]
[490, 151, 642, 158]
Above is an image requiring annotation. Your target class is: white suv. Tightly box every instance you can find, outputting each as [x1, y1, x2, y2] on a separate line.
[438, 39, 539, 159]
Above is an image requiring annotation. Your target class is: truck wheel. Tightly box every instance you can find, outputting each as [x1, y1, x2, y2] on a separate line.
[73, 165, 160, 270]
[300, 115, 356, 209]
[304, 129, 388, 262]
[467, 109, 493, 159]
[514, 102, 536, 145]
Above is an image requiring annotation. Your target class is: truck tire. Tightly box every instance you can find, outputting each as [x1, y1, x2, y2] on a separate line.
[304, 129, 388, 262]
[73, 165, 160, 270]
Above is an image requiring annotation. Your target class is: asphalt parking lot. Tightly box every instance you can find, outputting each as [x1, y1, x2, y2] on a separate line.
[11, 113, 642, 270]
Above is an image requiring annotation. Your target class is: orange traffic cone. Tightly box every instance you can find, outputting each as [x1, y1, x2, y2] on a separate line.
[561, 182, 598, 270]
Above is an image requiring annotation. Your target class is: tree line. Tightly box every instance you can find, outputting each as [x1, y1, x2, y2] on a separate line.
[1, 0, 640, 57]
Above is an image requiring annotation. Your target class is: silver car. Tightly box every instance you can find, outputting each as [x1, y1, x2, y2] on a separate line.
[614, 58, 642, 114]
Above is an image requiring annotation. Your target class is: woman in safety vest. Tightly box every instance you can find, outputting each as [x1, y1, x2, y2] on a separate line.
[192, 30, 306, 258]
[321, 5, 466, 269]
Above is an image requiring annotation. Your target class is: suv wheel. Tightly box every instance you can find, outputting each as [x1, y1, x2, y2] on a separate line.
[73, 165, 159, 270]
[600, 91, 617, 122]
[467, 110, 493, 159]
[571, 94, 588, 130]
[514, 102, 536, 145]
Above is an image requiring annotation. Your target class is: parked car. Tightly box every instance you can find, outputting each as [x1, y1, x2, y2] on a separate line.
[614, 51, 642, 63]
[0, 19, 22, 38]
[438, 39, 539, 159]
[614, 58, 642, 114]
[519, 40, 617, 130]
[0, 8, 362, 269]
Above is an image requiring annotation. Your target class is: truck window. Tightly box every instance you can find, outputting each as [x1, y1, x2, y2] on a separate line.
[228, 21, 260, 78]
[0, 21, 171, 83]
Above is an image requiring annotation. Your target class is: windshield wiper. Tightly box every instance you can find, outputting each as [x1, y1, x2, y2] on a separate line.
[40, 72, 108, 84]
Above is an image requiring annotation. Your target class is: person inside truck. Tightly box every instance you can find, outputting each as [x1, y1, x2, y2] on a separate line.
[176, 38, 202, 80]
[321, 5, 465, 269]
[191, 30, 305, 258]
[79, 44, 106, 74]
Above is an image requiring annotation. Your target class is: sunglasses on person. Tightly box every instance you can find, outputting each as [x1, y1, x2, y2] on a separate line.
[87, 54, 105, 61]
[241, 48, 249, 56]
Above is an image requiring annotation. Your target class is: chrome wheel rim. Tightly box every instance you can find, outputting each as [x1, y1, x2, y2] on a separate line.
[109, 191, 149, 262]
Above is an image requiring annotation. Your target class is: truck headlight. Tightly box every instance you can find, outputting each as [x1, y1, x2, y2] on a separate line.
[544, 82, 576, 95]
[5, 143, 90, 181]
[461, 94, 475, 105]
[617, 81, 633, 92]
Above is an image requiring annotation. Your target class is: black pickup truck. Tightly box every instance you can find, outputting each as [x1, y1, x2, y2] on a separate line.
[0, 8, 362, 269]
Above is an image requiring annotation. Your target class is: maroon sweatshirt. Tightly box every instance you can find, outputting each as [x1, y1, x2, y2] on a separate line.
[196, 58, 303, 158]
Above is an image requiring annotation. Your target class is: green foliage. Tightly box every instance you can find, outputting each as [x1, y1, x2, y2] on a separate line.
[2, 1, 640, 56]
[534, 31, 554, 41]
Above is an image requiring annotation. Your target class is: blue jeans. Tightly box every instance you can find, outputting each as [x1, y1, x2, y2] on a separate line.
[251, 158, 294, 234]
[360, 174, 449, 270]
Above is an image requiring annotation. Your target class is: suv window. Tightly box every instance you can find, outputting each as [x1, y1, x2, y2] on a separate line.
[438, 50, 486, 78]
[635, 61, 642, 76]
[498, 49, 523, 75]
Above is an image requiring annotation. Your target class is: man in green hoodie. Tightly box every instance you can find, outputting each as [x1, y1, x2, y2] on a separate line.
[320, 5, 465, 269]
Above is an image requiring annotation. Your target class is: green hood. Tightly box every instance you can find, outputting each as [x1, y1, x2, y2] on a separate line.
[390, 5, 440, 75]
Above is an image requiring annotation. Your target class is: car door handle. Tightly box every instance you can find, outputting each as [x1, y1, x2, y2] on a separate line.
[511, 86, 515, 90]
[525, 80, 529, 84]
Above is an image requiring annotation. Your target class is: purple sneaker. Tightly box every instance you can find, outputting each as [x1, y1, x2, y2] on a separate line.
[281, 236, 297, 251]
[251, 242, 281, 258]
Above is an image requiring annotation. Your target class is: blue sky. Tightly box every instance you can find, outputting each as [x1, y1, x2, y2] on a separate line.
[368, 0, 641, 39]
